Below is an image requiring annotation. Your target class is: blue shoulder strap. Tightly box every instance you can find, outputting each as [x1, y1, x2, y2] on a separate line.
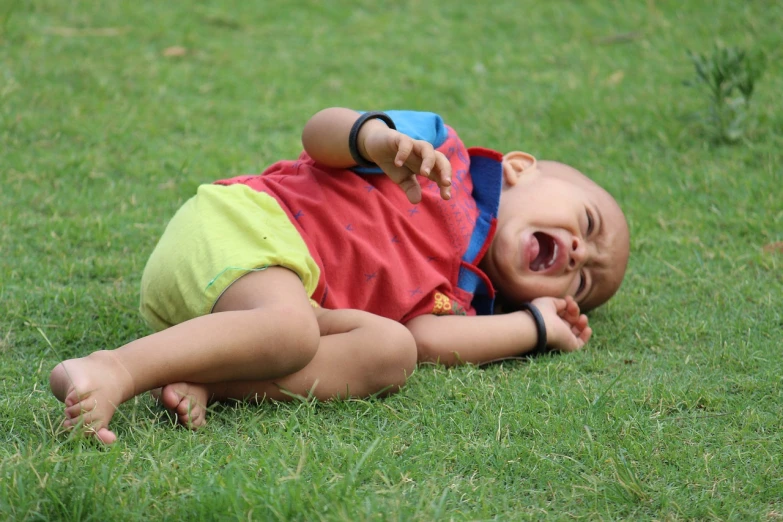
[456, 150, 503, 315]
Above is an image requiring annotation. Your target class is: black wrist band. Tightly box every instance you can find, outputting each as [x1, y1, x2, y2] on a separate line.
[518, 302, 548, 355]
[348, 111, 397, 167]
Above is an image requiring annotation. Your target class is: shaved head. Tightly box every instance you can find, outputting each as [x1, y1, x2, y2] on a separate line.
[539, 161, 630, 311]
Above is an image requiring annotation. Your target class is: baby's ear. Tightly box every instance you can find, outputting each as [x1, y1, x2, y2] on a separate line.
[502, 151, 537, 186]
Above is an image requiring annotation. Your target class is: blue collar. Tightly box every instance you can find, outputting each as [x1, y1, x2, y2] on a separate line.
[457, 148, 503, 315]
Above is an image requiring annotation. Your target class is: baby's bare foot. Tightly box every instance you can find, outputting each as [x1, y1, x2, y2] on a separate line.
[153, 382, 210, 429]
[49, 351, 135, 444]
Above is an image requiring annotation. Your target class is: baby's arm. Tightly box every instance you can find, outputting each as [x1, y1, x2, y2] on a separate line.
[301, 107, 452, 203]
[405, 296, 591, 366]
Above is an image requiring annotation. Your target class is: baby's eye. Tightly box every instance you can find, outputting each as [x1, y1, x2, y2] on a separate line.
[576, 271, 586, 296]
[586, 210, 594, 236]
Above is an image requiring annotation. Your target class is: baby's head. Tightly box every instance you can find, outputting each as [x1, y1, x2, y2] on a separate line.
[480, 152, 630, 312]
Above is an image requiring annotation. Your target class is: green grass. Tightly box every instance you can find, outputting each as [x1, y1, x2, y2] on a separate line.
[2, 0, 782, 519]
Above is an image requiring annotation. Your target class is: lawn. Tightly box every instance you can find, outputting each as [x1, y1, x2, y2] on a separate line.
[2, 0, 782, 520]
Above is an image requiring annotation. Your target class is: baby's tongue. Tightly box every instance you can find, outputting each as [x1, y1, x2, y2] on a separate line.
[530, 232, 550, 271]
[528, 234, 540, 269]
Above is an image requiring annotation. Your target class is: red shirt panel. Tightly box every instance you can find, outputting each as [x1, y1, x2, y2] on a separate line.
[216, 127, 493, 322]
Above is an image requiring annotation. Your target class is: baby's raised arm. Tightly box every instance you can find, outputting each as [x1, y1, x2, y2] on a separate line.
[302, 108, 452, 204]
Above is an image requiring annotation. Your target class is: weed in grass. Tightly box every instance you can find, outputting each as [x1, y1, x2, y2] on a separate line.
[686, 43, 767, 144]
[607, 451, 649, 505]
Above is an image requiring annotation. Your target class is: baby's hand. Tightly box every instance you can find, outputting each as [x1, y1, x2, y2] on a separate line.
[529, 296, 592, 352]
[362, 127, 452, 204]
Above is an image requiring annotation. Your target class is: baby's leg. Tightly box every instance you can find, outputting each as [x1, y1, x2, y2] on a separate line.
[50, 267, 320, 443]
[157, 307, 417, 427]
[262, 307, 418, 400]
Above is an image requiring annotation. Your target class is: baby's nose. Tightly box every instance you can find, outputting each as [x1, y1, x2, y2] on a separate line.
[569, 237, 587, 268]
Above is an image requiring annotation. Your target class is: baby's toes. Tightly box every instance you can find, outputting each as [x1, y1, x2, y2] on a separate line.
[62, 400, 108, 436]
[64, 397, 95, 421]
[94, 427, 118, 445]
[177, 401, 206, 429]
[176, 398, 206, 429]
[63, 388, 87, 412]
[159, 384, 209, 429]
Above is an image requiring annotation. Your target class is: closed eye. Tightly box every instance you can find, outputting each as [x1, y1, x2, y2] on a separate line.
[576, 271, 586, 296]
[586, 209, 595, 236]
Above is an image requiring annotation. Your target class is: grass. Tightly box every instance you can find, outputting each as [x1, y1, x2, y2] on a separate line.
[2, 0, 782, 519]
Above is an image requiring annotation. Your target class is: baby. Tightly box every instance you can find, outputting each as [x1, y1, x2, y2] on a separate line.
[50, 107, 630, 444]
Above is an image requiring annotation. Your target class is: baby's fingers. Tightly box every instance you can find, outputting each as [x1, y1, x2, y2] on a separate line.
[429, 151, 452, 200]
[399, 176, 423, 204]
[570, 313, 589, 335]
[409, 140, 437, 176]
[570, 314, 591, 346]
[560, 296, 581, 320]
[393, 137, 414, 167]
[577, 323, 592, 347]
[545, 297, 568, 316]
[399, 140, 452, 201]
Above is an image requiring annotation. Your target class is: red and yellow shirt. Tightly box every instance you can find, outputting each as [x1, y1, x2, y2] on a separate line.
[215, 111, 503, 323]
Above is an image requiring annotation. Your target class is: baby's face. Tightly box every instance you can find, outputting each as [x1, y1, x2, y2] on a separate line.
[480, 153, 629, 311]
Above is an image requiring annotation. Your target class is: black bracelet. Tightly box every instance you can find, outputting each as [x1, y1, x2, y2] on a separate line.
[518, 302, 548, 355]
[348, 111, 397, 168]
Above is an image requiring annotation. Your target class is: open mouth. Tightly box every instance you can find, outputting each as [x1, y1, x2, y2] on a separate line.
[530, 232, 558, 272]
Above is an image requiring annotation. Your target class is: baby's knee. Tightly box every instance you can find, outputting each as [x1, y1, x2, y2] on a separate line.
[365, 321, 417, 395]
[263, 305, 320, 371]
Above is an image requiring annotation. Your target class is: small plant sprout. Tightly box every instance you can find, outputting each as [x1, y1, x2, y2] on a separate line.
[686, 44, 766, 144]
